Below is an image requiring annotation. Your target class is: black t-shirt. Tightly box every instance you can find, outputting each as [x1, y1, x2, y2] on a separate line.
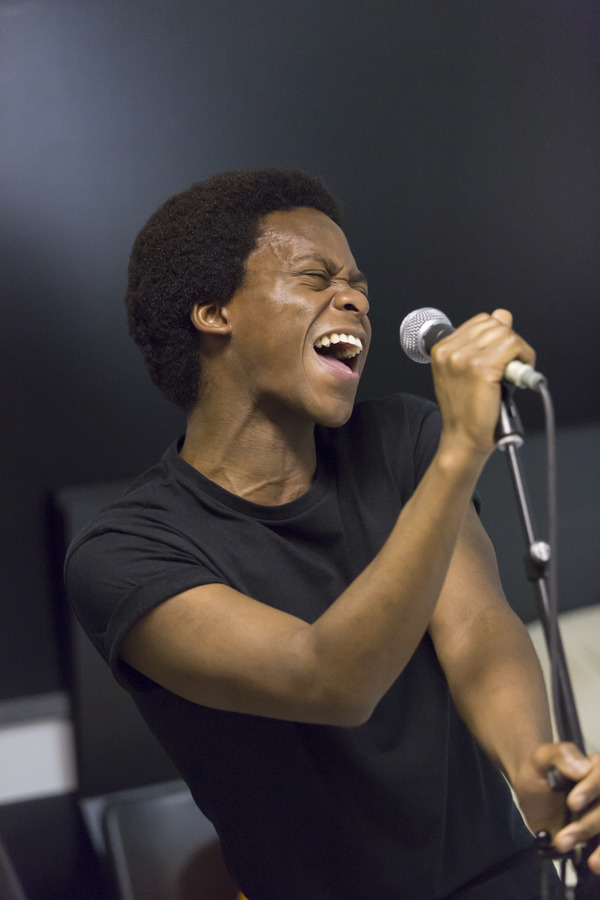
[65, 394, 539, 899]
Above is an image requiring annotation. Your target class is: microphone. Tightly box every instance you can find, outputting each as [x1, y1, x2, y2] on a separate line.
[399, 307, 546, 391]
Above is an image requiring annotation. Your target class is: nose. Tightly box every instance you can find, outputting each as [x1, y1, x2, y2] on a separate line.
[332, 285, 370, 317]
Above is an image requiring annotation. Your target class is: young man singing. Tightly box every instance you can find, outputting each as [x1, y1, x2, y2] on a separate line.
[66, 169, 600, 899]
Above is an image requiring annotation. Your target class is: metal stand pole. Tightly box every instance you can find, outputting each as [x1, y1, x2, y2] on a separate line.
[494, 386, 598, 898]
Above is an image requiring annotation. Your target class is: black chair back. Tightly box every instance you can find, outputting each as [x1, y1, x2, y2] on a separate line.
[102, 781, 239, 900]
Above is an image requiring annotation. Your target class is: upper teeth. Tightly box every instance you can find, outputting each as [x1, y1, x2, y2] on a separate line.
[314, 333, 363, 358]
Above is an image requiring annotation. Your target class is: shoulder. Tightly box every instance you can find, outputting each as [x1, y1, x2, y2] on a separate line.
[326, 392, 441, 458]
[63, 439, 220, 661]
[316, 393, 442, 497]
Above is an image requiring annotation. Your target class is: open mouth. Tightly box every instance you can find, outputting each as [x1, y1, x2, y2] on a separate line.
[314, 332, 364, 372]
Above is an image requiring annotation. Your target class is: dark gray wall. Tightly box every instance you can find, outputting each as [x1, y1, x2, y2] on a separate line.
[1, 0, 599, 700]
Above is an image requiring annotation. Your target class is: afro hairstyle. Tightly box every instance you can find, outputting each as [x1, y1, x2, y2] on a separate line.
[124, 167, 342, 408]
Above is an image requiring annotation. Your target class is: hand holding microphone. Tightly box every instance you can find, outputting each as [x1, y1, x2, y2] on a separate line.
[400, 307, 546, 391]
[400, 308, 545, 456]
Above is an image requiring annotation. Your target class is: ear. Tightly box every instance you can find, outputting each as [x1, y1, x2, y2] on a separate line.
[190, 301, 232, 335]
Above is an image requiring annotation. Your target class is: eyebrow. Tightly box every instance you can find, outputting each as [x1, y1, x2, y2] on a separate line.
[290, 253, 368, 286]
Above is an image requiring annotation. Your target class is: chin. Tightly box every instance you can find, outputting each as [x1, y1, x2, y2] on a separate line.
[312, 397, 356, 429]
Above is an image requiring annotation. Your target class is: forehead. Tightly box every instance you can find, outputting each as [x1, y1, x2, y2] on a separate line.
[251, 207, 356, 269]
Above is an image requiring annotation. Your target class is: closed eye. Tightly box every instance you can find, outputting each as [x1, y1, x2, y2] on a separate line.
[297, 272, 330, 287]
[293, 270, 368, 297]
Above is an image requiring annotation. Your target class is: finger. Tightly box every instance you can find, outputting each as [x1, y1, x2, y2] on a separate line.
[567, 755, 600, 815]
[588, 840, 600, 875]
[438, 327, 536, 378]
[554, 800, 600, 856]
[533, 742, 592, 782]
[476, 316, 536, 367]
[447, 312, 535, 365]
[548, 752, 600, 859]
[491, 308, 513, 328]
[454, 312, 511, 341]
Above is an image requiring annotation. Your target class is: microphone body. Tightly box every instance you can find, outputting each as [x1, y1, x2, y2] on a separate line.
[399, 307, 546, 391]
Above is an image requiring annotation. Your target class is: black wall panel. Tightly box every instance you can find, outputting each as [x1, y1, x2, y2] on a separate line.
[1, 0, 598, 699]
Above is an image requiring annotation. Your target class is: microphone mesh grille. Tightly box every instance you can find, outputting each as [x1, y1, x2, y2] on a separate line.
[399, 307, 452, 363]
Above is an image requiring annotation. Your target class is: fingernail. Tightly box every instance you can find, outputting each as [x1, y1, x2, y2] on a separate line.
[572, 758, 591, 775]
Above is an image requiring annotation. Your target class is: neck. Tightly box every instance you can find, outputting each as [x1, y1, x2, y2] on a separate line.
[181, 399, 318, 506]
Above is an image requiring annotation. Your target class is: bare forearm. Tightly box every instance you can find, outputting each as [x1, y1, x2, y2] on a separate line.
[444, 610, 552, 784]
[303, 436, 488, 723]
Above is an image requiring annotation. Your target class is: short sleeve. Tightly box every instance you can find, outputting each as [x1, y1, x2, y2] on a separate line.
[64, 512, 226, 688]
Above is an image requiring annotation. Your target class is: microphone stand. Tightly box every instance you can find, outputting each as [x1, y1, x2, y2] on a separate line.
[494, 385, 599, 899]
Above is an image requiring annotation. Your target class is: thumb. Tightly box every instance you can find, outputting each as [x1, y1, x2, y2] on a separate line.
[491, 308, 513, 328]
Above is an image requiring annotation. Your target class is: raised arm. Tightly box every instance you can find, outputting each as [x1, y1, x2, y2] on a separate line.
[120, 309, 533, 724]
